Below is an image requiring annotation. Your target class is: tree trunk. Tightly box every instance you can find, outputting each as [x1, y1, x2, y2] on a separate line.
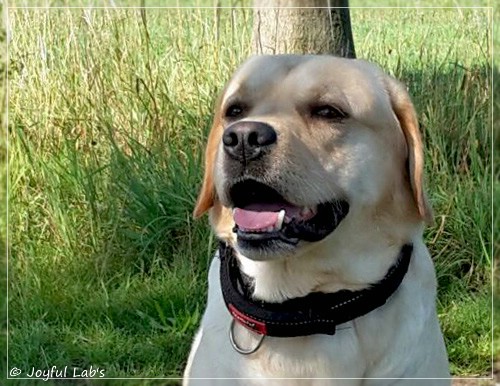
[253, 0, 355, 58]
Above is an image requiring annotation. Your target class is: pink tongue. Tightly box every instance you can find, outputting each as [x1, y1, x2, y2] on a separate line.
[233, 203, 303, 231]
[233, 208, 279, 230]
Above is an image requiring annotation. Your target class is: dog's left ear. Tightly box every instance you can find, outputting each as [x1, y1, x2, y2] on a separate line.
[384, 76, 433, 225]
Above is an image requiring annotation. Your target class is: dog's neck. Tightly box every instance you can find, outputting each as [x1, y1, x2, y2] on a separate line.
[234, 211, 422, 303]
[220, 241, 413, 337]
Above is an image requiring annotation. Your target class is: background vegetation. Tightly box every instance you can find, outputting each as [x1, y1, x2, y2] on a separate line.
[4, 0, 496, 383]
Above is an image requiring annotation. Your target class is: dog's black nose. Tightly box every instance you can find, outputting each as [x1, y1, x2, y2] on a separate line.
[222, 121, 277, 162]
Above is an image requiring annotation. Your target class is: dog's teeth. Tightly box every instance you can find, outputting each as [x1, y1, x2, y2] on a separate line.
[300, 206, 317, 218]
[276, 209, 285, 230]
[266, 226, 274, 232]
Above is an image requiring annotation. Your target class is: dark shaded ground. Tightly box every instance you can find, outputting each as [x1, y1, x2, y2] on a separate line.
[452, 361, 499, 385]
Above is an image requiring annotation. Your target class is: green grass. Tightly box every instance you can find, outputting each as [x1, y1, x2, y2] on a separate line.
[491, 0, 500, 371]
[6, 1, 493, 382]
[2, 0, 8, 382]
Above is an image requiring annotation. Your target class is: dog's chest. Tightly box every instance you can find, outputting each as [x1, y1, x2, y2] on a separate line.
[228, 322, 365, 381]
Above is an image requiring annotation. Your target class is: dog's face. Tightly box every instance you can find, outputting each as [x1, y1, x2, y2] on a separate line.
[194, 55, 431, 261]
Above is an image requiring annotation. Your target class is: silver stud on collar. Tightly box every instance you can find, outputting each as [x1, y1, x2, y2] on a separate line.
[229, 319, 265, 355]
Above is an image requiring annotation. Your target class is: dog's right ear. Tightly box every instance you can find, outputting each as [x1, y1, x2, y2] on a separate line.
[193, 96, 225, 219]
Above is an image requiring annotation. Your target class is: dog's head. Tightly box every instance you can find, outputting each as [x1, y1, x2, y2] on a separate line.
[194, 55, 431, 261]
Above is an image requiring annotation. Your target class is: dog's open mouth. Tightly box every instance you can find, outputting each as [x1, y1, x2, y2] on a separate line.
[229, 179, 349, 250]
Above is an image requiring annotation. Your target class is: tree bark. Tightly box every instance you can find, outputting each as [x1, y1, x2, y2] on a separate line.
[253, 0, 356, 58]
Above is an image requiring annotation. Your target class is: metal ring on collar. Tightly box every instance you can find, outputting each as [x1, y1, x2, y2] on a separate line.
[229, 319, 265, 355]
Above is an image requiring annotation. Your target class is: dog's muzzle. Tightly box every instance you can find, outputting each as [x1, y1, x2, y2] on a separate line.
[227, 179, 350, 254]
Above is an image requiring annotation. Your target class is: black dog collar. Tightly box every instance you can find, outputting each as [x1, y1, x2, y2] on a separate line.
[219, 241, 413, 337]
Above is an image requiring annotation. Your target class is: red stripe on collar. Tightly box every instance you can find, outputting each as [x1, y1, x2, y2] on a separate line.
[228, 303, 268, 335]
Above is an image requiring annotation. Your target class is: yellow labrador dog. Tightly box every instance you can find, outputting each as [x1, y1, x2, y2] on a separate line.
[183, 55, 450, 385]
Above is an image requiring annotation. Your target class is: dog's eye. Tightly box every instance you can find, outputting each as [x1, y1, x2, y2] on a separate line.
[311, 105, 347, 120]
[225, 104, 245, 118]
